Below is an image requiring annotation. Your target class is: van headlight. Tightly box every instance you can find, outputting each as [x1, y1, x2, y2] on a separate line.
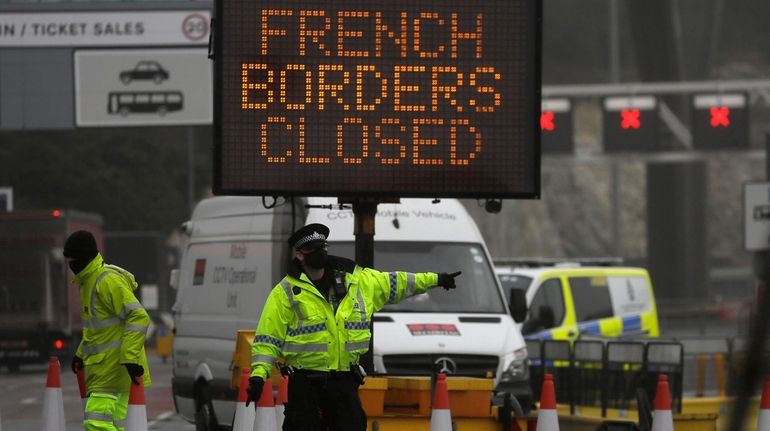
[500, 347, 528, 381]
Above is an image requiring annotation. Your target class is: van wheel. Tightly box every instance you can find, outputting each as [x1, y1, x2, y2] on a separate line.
[194, 385, 219, 431]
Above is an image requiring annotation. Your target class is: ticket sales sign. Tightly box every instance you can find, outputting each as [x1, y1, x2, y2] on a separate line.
[214, 0, 541, 198]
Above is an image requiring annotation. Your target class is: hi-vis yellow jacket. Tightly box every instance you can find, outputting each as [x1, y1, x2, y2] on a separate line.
[250, 256, 439, 380]
[74, 254, 151, 393]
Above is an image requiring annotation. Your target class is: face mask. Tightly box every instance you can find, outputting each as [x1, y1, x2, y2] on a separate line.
[302, 247, 328, 269]
[68, 258, 89, 275]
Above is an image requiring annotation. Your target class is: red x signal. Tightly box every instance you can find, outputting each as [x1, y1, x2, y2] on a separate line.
[620, 109, 641, 129]
[540, 111, 555, 131]
[709, 106, 730, 128]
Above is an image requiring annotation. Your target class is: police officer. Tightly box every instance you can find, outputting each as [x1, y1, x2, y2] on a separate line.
[247, 223, 461, 430]
[64, 230, 151, 431]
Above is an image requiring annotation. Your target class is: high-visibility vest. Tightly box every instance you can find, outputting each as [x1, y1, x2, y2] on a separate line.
[250, 258, 438, 380]
[74, 254, 151, 393]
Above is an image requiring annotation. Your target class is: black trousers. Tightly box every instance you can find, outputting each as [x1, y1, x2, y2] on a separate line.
[282, 370, 367, 431]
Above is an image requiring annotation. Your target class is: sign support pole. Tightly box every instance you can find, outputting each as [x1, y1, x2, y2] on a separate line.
[353, 199, 377, 374]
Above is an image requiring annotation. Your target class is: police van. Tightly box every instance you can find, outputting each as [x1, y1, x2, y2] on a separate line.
[494, 260, 660, 341]
[171, 197, 532, 430]
[305, 197, 532, 410]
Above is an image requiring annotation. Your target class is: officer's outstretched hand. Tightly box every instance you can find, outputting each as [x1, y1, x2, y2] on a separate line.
[438, 271, 462, 290]
[245, 377, 264, 407]
[123, 363, 144, 385]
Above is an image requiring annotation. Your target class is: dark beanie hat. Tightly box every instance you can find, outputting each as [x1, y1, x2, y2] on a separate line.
[63, 230, 99, 260]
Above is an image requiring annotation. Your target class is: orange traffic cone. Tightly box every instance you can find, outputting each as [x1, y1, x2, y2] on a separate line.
[42, 356, 65, 431]
[536, 374, 559, 431]
[652, 374, 674, 431]
[757, 376, 770, 431]
[275, 376, 288, 429]
[429, 373, 452, 431]
[232, 368, 255, 431]
[254, 377, 278, 431]
[76, 367, 87, 410]
[126, 377, 148, 431]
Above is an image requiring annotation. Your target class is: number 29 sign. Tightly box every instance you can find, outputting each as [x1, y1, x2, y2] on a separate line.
[213, 0, 541, 198]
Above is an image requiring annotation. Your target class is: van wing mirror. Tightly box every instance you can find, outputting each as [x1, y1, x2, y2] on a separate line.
[169, 269, 180, 290]
[509, 289, 527, 323]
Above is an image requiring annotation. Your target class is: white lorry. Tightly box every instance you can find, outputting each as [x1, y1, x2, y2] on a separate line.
[171, 196, 531, 430]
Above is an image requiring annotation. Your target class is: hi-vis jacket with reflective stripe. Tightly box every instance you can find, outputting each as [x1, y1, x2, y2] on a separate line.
[250, 256, 439, 380]
[74, 254, 151, 393]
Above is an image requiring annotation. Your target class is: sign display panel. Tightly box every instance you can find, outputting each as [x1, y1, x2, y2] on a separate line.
[75, 49, 212, 127]
[540, 98, 573, 154]
[692, 93, 749, 150]
[602, 95, 659, 152]
[214, 0, 540, 198]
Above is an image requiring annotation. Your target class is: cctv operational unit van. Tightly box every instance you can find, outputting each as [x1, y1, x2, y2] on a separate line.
[170, 196, 304, 430]
[305, 197, 532, 411]
[494, 259, 660, 342]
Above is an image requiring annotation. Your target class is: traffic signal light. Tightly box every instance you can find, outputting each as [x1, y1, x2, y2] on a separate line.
[691, 93, 748, 150]
[540, 98, 573, 154]
[602, 95, 659, 152]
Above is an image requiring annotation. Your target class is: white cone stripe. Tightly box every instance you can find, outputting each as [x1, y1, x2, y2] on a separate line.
[536, 409, 560, 431]
[652, 410, 674, 431]
[126, 404, 148, 431]
[758, 409, 770, 431]
[275, 405, 285, 429]
[254, 406, 278, 431]
[41, 388, 65, 431]
[429, 409, 452, 431]
[232, 403, 256, 431]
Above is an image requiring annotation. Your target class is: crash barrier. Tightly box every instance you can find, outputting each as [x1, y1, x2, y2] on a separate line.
[526, 339, 684, 417]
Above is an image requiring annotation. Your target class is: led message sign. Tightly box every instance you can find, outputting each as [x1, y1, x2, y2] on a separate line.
[214, 0, 540, 198]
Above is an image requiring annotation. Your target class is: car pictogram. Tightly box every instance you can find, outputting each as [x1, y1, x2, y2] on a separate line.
[119, 61, 170, 85]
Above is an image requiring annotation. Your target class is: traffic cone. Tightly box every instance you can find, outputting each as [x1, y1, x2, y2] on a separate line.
[76, 367, 87, 410]
[757, 376, 770, 431]
[253, 376, 278, 431]
[41, 356, 65, 431]
[536, 373, 559, 431]
[232, 368, 255, 431]
[275, 375, 288, 429]
[429, 372, 452, 431]
[126, 377, 148, 431]
[651, 374, 674, 431]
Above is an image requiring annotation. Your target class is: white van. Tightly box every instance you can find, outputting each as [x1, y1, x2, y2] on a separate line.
[171, 196, 304, 430]
[305, 197, 532, 410]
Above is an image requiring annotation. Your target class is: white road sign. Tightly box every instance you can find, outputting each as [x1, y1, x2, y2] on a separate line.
[0, 11, 210, 47]
[745, 182, 770, 251]
[74, 49, 212, 126]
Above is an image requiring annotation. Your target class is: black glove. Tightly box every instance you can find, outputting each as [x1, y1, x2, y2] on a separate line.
[123, 363, 144, 385]
[245, 377, 264, 407]
[71, 355, 84, 374]
[438, 271, 462, 290]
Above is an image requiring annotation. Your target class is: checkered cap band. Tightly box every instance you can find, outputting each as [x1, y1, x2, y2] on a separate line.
[294, 231, 327, 249]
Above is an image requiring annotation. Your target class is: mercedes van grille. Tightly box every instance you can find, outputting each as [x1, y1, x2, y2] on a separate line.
[382, 354, 499, 376]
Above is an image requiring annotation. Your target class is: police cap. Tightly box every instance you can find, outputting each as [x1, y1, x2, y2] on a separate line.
[288, 223, 329, 250]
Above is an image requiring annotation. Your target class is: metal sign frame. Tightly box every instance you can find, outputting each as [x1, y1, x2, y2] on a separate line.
[212, 0, 542, 198]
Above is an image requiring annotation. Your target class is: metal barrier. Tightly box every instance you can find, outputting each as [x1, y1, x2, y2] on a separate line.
[525, 338, 685, 417]
[543, 340, 573, 412]
[644, 342, 684, 413]
[573, 340, 605, 414]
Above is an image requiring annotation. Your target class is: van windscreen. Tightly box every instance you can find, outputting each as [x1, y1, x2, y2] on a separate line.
[329, 242, 506, 313]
